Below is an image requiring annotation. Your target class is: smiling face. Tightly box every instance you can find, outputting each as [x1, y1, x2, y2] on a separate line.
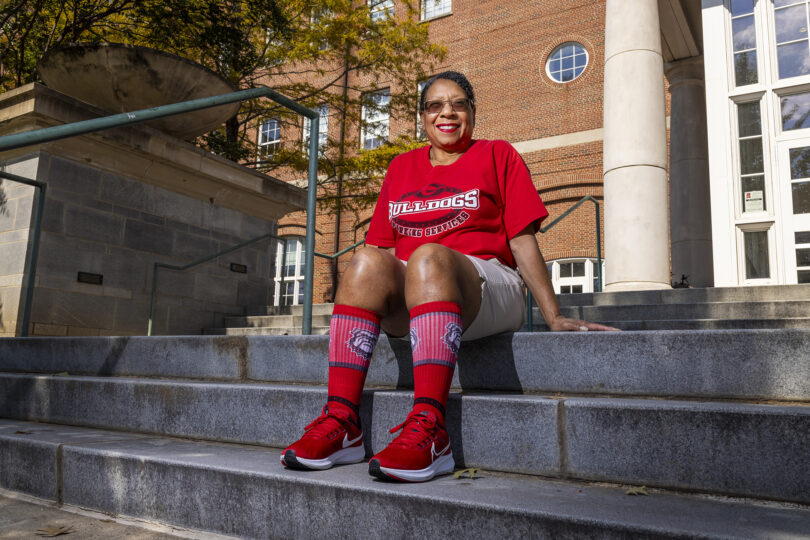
[420, 79, 475, 155]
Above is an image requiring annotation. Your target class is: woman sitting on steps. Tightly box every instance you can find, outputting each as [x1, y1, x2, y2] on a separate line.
[281, 70, 616, 482]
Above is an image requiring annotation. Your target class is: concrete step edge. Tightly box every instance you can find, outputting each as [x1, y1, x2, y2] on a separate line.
[526, 317, 810, 331]
[557, 284, 810, 307]
[2, 332, 808, 400]
[2, 378, 808, 503]
[1, 419, 808, 539]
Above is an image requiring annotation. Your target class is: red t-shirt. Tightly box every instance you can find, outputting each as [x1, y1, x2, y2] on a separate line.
[366, 139, 548, 268]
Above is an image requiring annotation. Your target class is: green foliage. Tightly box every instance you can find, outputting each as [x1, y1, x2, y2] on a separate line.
[0, 0, 444, 211]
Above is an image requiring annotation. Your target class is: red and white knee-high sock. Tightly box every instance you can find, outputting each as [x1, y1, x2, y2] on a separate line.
[409, 301, 463, 425]
[326, 304, 381, 420]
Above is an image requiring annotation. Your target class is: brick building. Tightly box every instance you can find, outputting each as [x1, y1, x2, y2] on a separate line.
[262, 0, 618, 306]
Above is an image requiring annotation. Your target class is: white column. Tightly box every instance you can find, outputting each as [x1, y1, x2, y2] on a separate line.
[666, 56, 714, 287]
[603, 0, 670, 291]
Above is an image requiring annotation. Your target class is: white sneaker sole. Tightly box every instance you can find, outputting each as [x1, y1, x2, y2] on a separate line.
[281, 444, 365, 470]
[375, 453, 455, 482]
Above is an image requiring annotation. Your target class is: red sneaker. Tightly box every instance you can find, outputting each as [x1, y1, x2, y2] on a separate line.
[281, 406, 364, 470]
[368, 410, 455, 482]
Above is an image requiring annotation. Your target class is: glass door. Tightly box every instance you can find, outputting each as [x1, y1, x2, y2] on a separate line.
[777, 141, 810, 283]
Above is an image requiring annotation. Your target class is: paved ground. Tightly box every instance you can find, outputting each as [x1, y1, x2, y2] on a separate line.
[0, 493, 185, 539]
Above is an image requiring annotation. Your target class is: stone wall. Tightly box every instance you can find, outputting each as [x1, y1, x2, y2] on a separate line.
[2, 152, 280, 336]
[0, 157, 38, 337]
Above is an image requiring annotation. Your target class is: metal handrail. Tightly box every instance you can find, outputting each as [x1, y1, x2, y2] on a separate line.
[526, 195, 602, 331]
[147, 232, 284, 336]
[0, 86, 321, 336]
[0, 170, 47, 337]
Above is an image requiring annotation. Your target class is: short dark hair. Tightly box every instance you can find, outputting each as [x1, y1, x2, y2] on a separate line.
[419, 71, 476, 111]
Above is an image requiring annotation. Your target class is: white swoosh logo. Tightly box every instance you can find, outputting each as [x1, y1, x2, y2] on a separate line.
[431, 442, 450, 460]
[343, 433, 362, 448]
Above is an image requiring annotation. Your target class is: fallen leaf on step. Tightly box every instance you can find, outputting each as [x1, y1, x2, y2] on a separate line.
[99, 519, 115, 523]
[35, 525, 74, 536]
[14, 430, 32, 434]
[453, 468, 479, 480]
[625, 486, 648, 496]
[54, 372, 69, 377]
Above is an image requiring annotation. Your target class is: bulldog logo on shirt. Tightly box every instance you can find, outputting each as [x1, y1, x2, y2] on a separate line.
[388, 183, 480, 238]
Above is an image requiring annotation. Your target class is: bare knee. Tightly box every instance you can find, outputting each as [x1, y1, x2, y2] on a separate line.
[335, 246, 405, 313]
[406, 244, 458, 284]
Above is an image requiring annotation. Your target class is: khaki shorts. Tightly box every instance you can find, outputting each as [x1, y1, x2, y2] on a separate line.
[399, 255, 526, 341]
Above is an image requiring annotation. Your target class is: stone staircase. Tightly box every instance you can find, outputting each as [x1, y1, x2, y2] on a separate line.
[546, 283, 810, 330]
[1, 322, 809, 537]
[205, 285, 810, 335]
[205, 303, 335, 335]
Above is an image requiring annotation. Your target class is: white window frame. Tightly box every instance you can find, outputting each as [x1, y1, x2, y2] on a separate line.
[303, 104, 329, 152]
[274, 237, 306, 306]
[796, 230, 810, 282]
[257, 118, 281, 161]
[421, 0, 451, 21]
[728, 0, 761, 88]
[731, 94, 774, 220]
[369, 0, 394, 21]
[416, 79, 429, 139]
[736, 222, 778, 285]
[547, 258, 603, 294]
[545, 42, 589, 84]
[361, 89, 390, 150]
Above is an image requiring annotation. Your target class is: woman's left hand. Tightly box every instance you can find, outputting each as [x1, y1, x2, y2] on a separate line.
[547, 314, 619, 332]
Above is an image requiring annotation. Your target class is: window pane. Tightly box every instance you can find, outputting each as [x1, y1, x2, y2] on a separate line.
[422, 0, 451, 19]
[734, 51, 758, 85]
[798, 270, 810, 282]
[781, 92, 810, 130]
[562, 55, 573, 70]
[731, 0, 754, 15]
[739, 138, 764, 175]
[369, 0, 394, 21]
[560, 285, 571, 294]
[797, 247, 810, 266]
[572, 262, 585, 277]
[775, 0, 803, 7]
[559, 262, 572, 277]
[362, 89, 390, 149]
[777, 41, 810, 79]
[742, 175, 766, 212]
[738, 101, 761, 136]
[789, 146, 810, 179]
[792, 181, 810, 213]
[795, 231, 810, 243]
[744, 230, 770, 279]
[732, 15, 757, 50]
[775, 5, 807, 43]
[572, 285, 583, 293]
[546, 42, 588, 83]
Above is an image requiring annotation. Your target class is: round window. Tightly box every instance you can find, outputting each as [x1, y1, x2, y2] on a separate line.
[546, 42, 589, 83]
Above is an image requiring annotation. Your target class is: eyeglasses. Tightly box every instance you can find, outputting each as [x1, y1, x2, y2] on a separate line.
[422, 98, 473, 115]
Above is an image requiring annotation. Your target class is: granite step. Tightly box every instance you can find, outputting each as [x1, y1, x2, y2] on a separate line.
[549, 300, 810, 322]
[2, 420, 808, 539]
[1, 331, 808, 400]
[244, 303, 335, 317]
[1, 374, 808, 503]
[223, 314, 333, 329]
[556, 283, 810, 306]
[226, 286, 810, 335]
[527, 317, 810, 331]
[202, 325, 331, 336]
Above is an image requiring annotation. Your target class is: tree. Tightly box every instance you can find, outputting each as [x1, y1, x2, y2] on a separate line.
[0, 0, 445, 212]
